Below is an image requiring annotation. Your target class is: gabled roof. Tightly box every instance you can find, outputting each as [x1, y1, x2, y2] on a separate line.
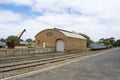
[54, 28, 86, 40]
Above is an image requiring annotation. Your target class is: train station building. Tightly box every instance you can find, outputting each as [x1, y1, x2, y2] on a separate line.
[35, 28, 86, 52]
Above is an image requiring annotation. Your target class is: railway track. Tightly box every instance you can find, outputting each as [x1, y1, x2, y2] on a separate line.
[0, 53, 63, 63]
[0, 53, 83, 73]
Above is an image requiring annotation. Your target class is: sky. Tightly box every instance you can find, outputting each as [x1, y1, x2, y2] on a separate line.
[0, 0, 120, 41]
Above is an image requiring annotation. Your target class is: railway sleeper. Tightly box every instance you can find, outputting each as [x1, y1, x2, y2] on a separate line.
[0, 54, 81, 73]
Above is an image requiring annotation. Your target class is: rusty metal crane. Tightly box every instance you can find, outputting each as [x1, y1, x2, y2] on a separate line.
[7, 29, 26, 49]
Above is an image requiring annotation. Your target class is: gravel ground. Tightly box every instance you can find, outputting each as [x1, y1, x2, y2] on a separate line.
[11, 48, 120, 80]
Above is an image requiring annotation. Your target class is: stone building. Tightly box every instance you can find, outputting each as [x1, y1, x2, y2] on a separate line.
[35, 28, 86, 52]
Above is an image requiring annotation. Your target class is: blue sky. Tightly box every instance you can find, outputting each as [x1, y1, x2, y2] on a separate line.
[0, 0, 120, 41]
[0, 3, 43, 17]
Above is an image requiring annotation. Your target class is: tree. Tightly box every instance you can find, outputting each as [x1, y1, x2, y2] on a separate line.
[26, 38, 33, 43]
[6, 35, 18, 43]
[20, 39, 23, 41]
[117, 39, 120, 46]
[26, 38, 34, 47]
[79, 33, 93, 47]
[113, 39, 120, 47]
[0, 38, 5, 42]
[98, 37, 116, 47]
[98, 38, 110, 46]
[107, 37, 115, 45]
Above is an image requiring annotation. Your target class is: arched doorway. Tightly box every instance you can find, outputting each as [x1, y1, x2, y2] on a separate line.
[56, 39, 64, 52]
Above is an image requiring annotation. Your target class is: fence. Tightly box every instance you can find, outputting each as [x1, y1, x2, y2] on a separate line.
[0, 48, 55, 57]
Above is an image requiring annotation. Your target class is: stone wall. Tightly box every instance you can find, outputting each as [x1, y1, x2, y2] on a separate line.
[0, 48, 55, 57]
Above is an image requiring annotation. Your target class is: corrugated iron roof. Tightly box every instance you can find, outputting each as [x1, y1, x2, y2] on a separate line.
[54, 28, 86, 40]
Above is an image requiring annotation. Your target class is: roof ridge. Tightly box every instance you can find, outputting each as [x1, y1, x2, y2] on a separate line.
[54, 28, 73, 33]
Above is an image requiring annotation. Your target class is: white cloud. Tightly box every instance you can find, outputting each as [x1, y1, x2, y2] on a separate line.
[0, 9, 25, 39]
[0, 9, 23, 24]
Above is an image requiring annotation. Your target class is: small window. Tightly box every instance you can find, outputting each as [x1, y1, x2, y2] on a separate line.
[47, 32, 53, 37]
[38, 40, 40, 44]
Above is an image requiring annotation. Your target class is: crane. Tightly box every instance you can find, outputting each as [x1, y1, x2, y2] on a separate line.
[7, 29, 26, 49]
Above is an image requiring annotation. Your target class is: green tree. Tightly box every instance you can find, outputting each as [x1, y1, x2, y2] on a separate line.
[6, 35, 18, 43]
[0, 38, 6, 42]
[20, 39, 23, 41]
[107, 37, 115, 45]
[98, 38, 110, 46]
[113, 39, 120, 47]
[79, 33, 93, 47]
[98, 37, 116, 47]
[26, 38, 34, 47]
[26, 38, 33, 43]
[117, 39, 120, 46]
